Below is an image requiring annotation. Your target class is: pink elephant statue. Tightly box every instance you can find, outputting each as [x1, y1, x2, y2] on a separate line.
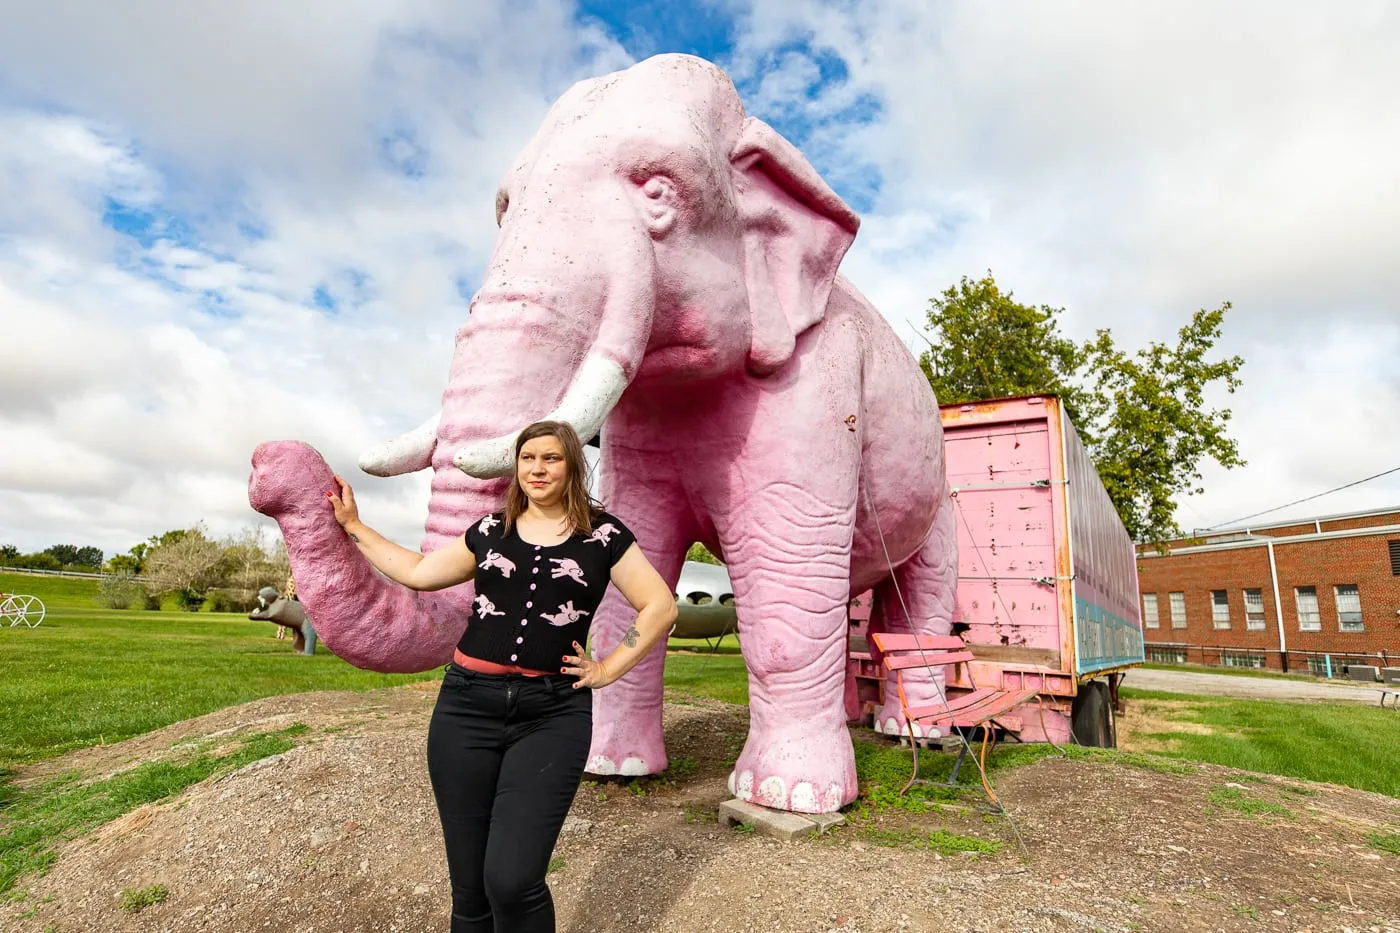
[248, 53, 955, 814]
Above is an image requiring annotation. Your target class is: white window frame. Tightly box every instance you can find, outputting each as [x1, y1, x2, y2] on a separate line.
[1169, 592, 1187, 629]
[1220, 652, 1265, 669]
[1210, 590, 1231, 629]
[1295, 586, 1321, 632]
[1243, 588, 1266, 631]
[1142, 593, 1160, 629]
[1334, 584, 1363, 632]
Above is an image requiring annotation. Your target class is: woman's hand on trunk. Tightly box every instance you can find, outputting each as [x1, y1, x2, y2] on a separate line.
[327, 475, 361, 529]
[326, 474, 477, 591]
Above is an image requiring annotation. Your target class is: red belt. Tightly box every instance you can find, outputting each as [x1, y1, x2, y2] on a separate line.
[453, 649, 554, 678]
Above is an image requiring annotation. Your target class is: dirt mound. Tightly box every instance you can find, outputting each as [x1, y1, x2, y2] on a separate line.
[6, 685, 1399, 933]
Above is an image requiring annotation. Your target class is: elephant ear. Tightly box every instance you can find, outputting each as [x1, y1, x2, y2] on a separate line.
[730, 117, 860, 376]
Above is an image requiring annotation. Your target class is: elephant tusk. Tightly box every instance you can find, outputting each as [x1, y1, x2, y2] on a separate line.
[452, 355, 628, 478]
[358, 413, 441, 476]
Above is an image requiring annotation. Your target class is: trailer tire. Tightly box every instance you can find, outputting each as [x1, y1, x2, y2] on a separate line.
[1071, 680, 1115, 748]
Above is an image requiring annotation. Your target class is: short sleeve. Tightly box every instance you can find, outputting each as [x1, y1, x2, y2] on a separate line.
[464, 512, 498, 558]
[602, 513, 636, 567]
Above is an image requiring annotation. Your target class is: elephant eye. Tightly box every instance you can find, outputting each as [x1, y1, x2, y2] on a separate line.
[495, 189, 510, 227]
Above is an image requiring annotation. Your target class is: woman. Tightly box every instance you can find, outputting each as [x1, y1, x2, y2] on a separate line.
[328, 420, 677, 932]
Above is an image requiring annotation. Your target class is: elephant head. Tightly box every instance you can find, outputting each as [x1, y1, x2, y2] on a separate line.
[362, 53, 859, 485]
[251, 54, 860, 673]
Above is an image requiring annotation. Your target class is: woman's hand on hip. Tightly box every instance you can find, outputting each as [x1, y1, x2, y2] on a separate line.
[562, 641, 614, 689]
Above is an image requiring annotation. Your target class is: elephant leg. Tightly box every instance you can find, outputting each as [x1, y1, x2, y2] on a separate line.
[870, 489, 959, 738]
[724, 484, 858, 814]
[585, 479, 692, 777]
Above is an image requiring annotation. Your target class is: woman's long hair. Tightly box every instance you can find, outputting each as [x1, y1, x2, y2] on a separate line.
[502, 420, 600, 536]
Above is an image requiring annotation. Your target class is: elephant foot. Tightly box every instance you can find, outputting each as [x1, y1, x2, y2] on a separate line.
[872, 667, 948, 740]
[585, 714, 667, 777]
[871, 698, 942, 740]
[727, 720, 857, 814]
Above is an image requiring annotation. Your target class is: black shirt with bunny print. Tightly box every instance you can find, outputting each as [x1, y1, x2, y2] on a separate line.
[456, 510, 637, 672]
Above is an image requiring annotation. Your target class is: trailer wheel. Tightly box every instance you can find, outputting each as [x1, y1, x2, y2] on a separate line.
[1071, 680, 1115, 748]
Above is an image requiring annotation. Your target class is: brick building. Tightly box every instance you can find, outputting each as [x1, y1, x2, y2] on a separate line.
[1136, 507, 1400, 673]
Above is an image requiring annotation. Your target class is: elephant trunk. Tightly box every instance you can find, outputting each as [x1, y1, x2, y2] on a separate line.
[249, 440, 463, 672]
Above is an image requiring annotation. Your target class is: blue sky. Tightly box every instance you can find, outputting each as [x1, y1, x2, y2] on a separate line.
[1, 0, 1398, 555]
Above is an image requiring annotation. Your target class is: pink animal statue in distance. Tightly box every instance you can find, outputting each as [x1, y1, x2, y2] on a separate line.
[248, 53, 955, 814]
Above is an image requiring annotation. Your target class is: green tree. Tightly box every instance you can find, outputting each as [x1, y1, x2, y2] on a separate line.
[919, 273, 1090, 422]
[43, 544, 82, 566]
[920, 272, 1245, 545]
[73, 546, 104, 568]
[105, 553, 144, 575]
[139, 524, 227, 609]
[42, 544, 103, 568]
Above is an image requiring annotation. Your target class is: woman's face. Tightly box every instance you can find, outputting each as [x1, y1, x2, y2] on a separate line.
[517, 435, 570, 508]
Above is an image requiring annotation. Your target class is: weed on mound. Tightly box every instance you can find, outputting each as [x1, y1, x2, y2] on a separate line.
[1, 724, 309, 899]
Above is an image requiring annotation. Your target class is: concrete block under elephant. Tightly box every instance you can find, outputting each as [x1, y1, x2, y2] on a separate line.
[248, 54, 955, 814]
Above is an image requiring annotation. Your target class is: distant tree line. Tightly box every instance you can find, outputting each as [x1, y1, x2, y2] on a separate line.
[0, 544, 104, 573]
[1, 524, 290, 612]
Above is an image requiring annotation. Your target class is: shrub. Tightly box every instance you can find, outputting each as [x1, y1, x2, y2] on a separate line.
[98, 573, 146, 610]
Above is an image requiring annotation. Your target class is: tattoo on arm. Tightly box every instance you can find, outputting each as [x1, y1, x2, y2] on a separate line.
[622, 624, 640, 649]
[348, 532, 360, 543]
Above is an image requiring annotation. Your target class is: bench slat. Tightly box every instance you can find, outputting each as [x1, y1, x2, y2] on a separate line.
[871, 633, 967, 652]
[904, 688, 1000, 720]
[907, 689, 1038, 727]
[883, 650, 976, 671]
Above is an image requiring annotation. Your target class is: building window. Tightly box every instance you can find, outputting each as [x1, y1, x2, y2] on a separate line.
[1220, 652, 1265, 669]
[1306, 656, 1331, 677]
[1295, 586, 1321, 632]
[1142, 593, 1159, 629]
[1148, 647, 1187, 664]
[1390, 539, 1400, 575]
[1243, 588, 1266, 631]
[1211, 590, 1230, 629]
[1335, 584, 1363, 632]
[1169, 592, 1187, 629]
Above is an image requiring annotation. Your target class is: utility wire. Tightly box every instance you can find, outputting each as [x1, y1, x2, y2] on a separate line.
[1200, 465, 1400, 531]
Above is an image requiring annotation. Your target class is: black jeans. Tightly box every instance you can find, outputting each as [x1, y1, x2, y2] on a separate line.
[427, 664, 593, 932]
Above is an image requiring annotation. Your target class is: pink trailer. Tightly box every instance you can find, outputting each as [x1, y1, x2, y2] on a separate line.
[847, 395, 1144, 746]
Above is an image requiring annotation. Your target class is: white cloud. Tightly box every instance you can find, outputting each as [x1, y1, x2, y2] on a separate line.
[1, 0, 1397, 561]
[0, 1, 631, 556]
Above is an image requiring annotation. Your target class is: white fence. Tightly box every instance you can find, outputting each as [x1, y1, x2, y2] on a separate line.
[0, 566, 109, 580]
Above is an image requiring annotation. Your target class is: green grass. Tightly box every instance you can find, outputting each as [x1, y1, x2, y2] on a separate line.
[1367, 831, 1400, 856]
[859, 826, 1000, 856]
[0, 577, 439, 770]
[660, 652, 748, 705]
[851, 737, 1080, 811]
[1, 725, 305, 898]
[1207, 786, 1293, 819]
[666, 635, 742, 655]
[119, 884, 169, 912]
[1122, 688, 1400, 797]
[1140, 662, 1319, 682]
[0, 572, 105, 610]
